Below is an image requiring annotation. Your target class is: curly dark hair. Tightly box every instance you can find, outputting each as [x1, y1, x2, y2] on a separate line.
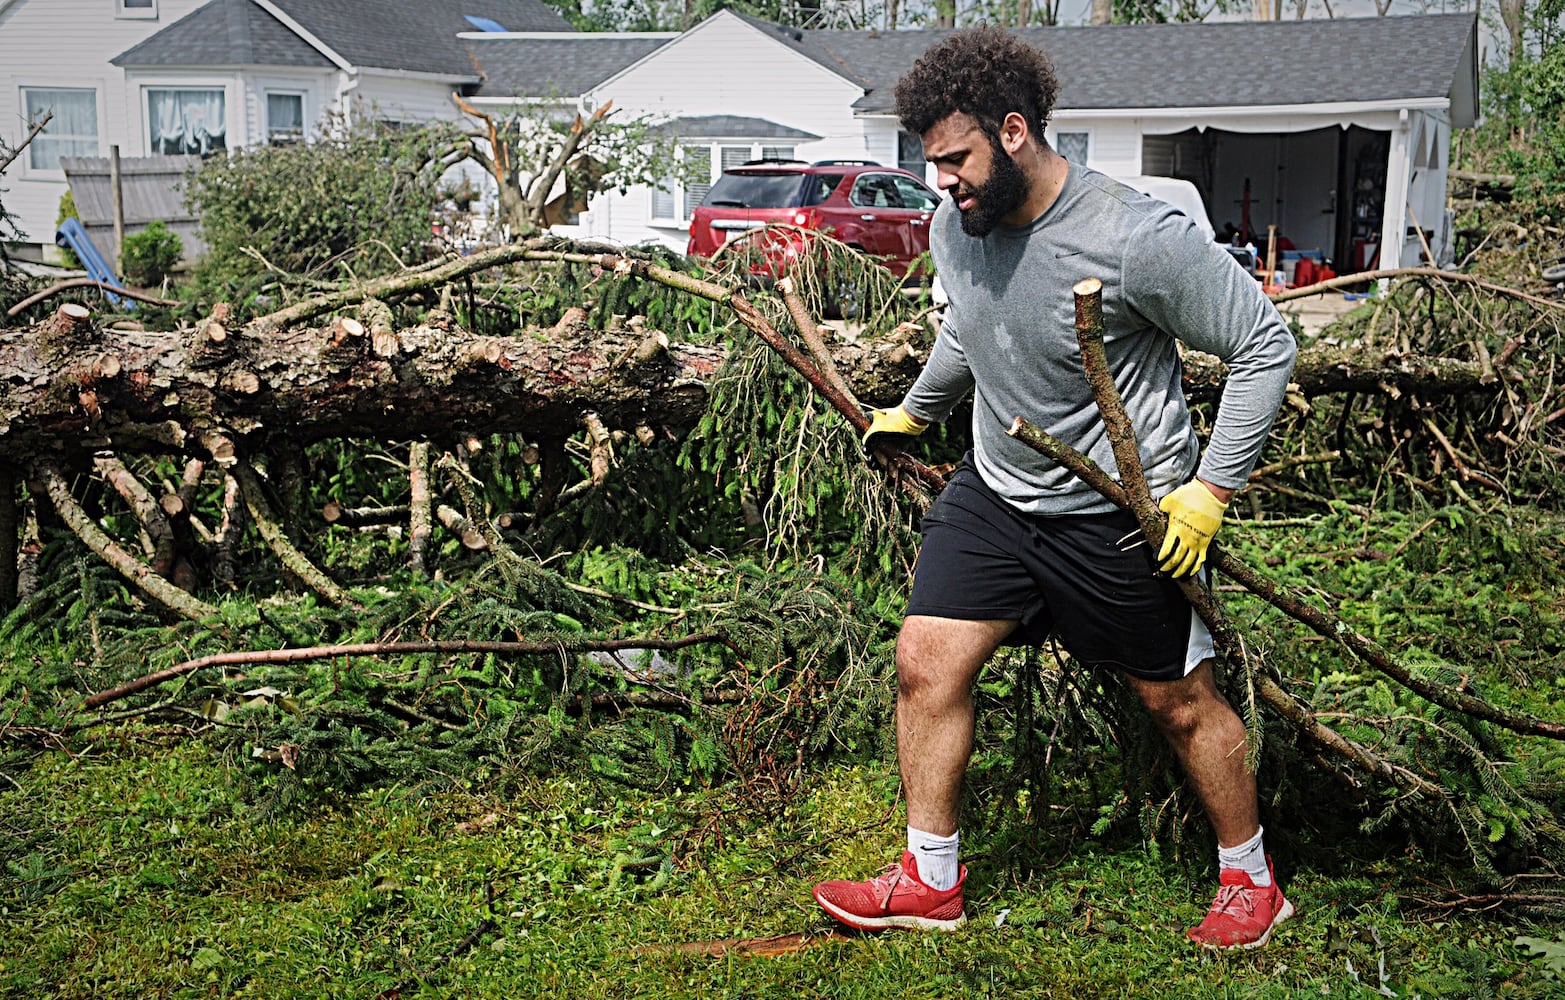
[894, 26, 1061, 144]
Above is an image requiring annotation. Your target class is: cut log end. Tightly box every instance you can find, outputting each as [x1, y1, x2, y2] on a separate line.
[630, 331, 671, 368]
[201, 432, 237, 466]
[1072, 278, 1103, 297]
[330, 316, 366, 348]
[47, 302, 94, 339]
[90, 354, 123, 380]
[464, 339, 504, 365]
[371, 329, 401, 358]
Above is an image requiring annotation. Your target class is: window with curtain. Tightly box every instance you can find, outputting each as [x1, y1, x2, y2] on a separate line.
[22, 88, 98, 171]
[267, 93, 304, 145]
[147, 88, 226, 156]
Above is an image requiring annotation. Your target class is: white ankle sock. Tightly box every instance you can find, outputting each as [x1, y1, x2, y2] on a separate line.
[1217, 826, 1271, 886]
[907, 826, 960, 890]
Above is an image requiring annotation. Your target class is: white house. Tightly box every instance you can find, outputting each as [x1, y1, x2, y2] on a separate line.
[0, 0, 576, 261]
[2, 3, 1478, 277]
[543, 11, 1478, 274]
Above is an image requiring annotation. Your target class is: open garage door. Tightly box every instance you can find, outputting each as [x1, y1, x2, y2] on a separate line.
[1143, 125, 1393, 280]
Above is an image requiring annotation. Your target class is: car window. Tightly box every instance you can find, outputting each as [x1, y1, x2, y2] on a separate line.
[890, 175, 940, 211]
[850, 175, 904, 209]
[702, 173, 808, 209]
[801, 174, 844, 206]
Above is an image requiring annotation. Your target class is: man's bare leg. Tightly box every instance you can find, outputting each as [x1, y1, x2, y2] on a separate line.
[810, 615, 1015, 930]
[1122, 659, 1258, 846]
[1128, 659, 1294, 947]
[896, 615, 1017, 836]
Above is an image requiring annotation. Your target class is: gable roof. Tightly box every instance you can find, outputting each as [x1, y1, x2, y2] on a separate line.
[467, 35, 674, 97]
[653, 115, 821, 140]
[112, 0, 331, 69]
[263, 0, 576, 76]
[806, 14, 1479, 120]
[114, 0, 576, 76]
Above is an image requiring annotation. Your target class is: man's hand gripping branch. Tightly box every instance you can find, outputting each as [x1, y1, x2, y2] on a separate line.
[862, 405, 929, 459]
[1157, 479, 1231, 578]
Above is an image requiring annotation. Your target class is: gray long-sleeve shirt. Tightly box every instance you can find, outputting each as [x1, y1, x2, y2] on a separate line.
[904, 164, 1298, 515]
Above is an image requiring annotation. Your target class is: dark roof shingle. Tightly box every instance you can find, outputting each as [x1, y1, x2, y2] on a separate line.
[808, 14, 1478, 114]
[115, 0, 577, 75]
[653, 115, 821, 140]
[467, 35, 673, 97]
[264, 0, 574, 76]
[112, 0, 331, 68]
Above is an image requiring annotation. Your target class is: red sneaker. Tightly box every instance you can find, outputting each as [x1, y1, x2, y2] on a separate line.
[1186, 856, 1294, 950]
[813, 851, 967, 931]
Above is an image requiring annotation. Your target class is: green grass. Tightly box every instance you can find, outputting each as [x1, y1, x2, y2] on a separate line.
[3, 743, 1560, 999]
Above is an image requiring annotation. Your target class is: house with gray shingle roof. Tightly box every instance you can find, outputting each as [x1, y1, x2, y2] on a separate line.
[2, 2, 1476, 276]
[0, 0, 577, 258]
[562, 10, 1477, 273]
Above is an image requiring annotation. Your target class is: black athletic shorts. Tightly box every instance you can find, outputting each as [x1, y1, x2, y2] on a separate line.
[906, 464, 1213, 682]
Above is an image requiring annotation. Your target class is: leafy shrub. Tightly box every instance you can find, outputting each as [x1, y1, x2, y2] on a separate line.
[54, 190, 80, 268]
[1466, 2, 1565, 197]
[121, 220, 182, 287]
[183, 113, 458, 314]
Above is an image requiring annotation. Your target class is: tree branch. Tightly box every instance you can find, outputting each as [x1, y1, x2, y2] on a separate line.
[232, 461, 358, 609]
[0, 110, 51, 175]
[1272, 266, 1565, 312]
[5, 279, 179, 319]
[81, 634, 728, 710]
[33, 460, 219, 622]
[523, 102, 612, 228]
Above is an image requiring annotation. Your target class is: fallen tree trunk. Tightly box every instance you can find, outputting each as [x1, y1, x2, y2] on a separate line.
[0, 306, 1512, 465]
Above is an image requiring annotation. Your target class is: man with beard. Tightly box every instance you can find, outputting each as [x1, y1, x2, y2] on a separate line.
[811, 27, 1299, 950]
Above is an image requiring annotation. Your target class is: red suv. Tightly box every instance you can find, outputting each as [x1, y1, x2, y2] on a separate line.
[687, 160, 941, 280]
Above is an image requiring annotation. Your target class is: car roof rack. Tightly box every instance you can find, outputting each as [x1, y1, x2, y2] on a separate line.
[739, 158, 808, 166]
[812, 159, 881, 167]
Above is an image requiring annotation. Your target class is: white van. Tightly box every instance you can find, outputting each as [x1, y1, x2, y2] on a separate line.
[1115, 175, 1216, 242]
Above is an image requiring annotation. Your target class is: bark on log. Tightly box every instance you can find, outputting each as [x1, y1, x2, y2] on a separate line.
[0, 309, 1517, 466]
[408, 440, 433, 576]
[322, 500, 412, 527]
[1179, 345, 1488, 404]
[436, 503, 488, 550]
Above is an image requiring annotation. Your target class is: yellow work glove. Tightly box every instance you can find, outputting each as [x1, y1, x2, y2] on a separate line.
[861, 405, 928, 458]
[1156, 480, 1228, 578]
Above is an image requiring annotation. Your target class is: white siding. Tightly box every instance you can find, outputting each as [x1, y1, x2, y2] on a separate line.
[574, 12, 869, 250]
[1058, 118, 1141, 178]
[244, 70, 337, 145]
[0, 0, 209, 247]
[594, 15, 864, 151]
[353, 72, 467, 127]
